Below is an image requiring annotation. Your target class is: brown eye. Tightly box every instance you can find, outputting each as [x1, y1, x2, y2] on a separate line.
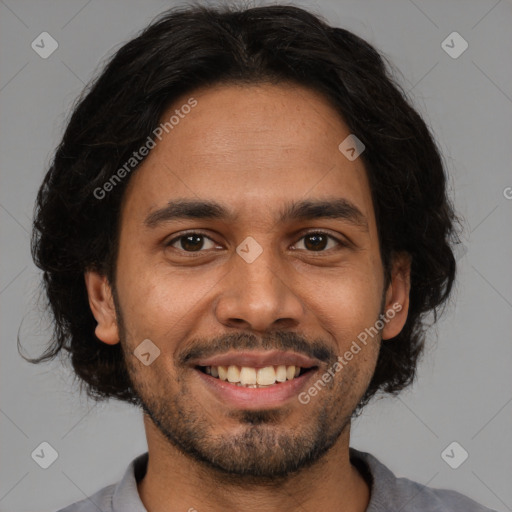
[167, 233, 217, 252]
[294, 231, 344, 252]
[303, 233, 328, 251]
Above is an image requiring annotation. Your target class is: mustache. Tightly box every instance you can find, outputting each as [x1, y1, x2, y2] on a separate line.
[177, 331, 335, 367]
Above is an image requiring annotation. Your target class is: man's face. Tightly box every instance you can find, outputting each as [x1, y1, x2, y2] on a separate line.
[87, 83, 410, 478]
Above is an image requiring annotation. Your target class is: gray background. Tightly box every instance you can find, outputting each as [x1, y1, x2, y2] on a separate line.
[1, 0, 511, 510]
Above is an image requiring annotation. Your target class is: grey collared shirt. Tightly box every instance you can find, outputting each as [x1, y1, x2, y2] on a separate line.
[55, 448, 497, 511]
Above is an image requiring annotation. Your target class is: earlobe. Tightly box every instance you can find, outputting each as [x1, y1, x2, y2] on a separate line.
[84, 271, 120, 345]
[381, 252, 411, 341]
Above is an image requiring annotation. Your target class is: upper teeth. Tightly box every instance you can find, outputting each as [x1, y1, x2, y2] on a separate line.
[204, 365, 301, 386]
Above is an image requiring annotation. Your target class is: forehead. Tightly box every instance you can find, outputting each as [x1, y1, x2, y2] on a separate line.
[122, 82, 375, 229]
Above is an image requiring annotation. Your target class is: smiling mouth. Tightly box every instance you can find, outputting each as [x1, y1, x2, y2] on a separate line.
[196, 365, 316, 388]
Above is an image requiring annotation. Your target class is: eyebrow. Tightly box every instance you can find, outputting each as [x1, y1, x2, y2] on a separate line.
[144, 197, 369, 232]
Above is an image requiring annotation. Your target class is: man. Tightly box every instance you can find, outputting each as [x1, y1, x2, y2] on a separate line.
[27, 3, 496, 511]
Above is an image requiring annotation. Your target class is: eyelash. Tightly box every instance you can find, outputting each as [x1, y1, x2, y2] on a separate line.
[165, 230, 347, 255]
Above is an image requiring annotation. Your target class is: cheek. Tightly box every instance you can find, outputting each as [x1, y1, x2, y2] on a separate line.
[115, 255, 222, 341]
[304, 264, 383, 334]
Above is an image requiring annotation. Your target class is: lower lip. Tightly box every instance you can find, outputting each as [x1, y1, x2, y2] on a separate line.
[194, 368, 318, 409]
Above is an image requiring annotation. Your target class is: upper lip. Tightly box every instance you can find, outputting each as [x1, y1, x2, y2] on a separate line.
[192, 350, 319, 369]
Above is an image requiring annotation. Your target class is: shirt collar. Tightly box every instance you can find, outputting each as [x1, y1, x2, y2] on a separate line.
[350, 447, 401, 511]
[112, 451, 149, 511]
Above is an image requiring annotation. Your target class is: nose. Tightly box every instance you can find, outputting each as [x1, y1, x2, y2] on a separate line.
[213, 246, 304, 333]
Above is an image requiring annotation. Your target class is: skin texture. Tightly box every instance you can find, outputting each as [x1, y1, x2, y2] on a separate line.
[84, 83, 411, 512]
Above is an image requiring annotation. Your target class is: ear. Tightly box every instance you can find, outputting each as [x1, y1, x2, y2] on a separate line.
[84, 271, 120, 345]
[381, 252, 411, 340]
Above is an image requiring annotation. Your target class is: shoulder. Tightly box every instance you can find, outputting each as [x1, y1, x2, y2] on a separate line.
[392, 474, 498, 512]
[350, 448, 498, 512]
[53, 451, 148, 512]
[54, 483, 115, 512]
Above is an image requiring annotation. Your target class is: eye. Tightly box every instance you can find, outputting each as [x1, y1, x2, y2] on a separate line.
[166, 232, 219, 252]
[165, 230, 346, 255]
[293, 231, 345, 252]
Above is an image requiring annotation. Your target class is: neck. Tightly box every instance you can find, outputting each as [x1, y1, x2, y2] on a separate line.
[137, 416, 370, 512]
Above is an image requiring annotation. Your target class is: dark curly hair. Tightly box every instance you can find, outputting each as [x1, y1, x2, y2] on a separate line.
[22, 3, 460, 407]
